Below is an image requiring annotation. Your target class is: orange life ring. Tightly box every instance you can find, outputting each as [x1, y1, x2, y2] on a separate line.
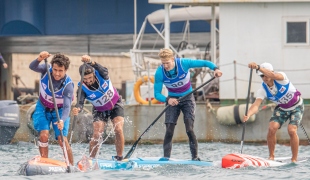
[134, 76, 159, 105]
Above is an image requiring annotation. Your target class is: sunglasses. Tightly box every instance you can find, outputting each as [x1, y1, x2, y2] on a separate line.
[260, 75, 265, 78]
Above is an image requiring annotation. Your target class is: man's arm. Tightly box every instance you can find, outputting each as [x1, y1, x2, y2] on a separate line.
[181, 59, 218, 71]
[181, 59, 222, 77]
[91, 62, 109, 80]
[60, 83, 74, 121]
[154, 67, 167, 102]
[29, 51, 52, 74]
[29, 59, 47, 73]
[249, 62, 284, 81]
[243, 98, 263, 122]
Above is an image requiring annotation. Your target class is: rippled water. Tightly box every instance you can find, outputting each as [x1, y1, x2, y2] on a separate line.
[1, 142, 310, 180]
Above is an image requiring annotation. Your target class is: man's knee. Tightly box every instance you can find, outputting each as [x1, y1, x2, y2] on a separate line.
[38, 140, 48, 147]
[288, 125, 298, 136]
[92, 131, 103, 140]
[165, 124, 175, 137]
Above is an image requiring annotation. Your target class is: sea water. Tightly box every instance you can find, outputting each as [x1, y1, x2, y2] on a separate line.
[0, 142, 309, 180]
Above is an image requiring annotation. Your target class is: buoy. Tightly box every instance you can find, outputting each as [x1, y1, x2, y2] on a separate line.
[216, 104, 256, 125]
[133, 76, 159, 105]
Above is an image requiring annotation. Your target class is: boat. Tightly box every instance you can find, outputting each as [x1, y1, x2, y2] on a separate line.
[222, 153, 309, 169]
[0, 100, 20, 144]
[126, 6, 220, 105]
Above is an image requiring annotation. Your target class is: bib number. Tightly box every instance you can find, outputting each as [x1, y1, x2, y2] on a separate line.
[171, 81, 184, 88]
[96, 89, 114, 105]
[278, 92, 293, 104]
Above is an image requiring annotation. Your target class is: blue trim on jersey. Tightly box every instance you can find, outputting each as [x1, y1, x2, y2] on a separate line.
[154, 58, 217, 102]
[78, 70, 109, 100]
[262, 80, 289, 102]
[39, 67, 73, 109]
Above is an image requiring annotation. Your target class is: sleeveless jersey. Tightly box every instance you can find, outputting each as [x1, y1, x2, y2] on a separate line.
[162, 58, 191, 94]
[39, 67, 73, 109]
[79, 70, 120, 111]
[262, 80, 301, 109]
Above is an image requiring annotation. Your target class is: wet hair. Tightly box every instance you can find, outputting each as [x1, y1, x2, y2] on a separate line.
[158, 48, 174, 61]
[79, 63, 94, 75]
[50, 53, 70, 70]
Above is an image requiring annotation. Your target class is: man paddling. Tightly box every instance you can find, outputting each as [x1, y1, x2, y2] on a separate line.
[243, 62, 304, 163]
[29, 51, 74, 165]
[72, 55, 125, 160]
[154, 48, 222, 160]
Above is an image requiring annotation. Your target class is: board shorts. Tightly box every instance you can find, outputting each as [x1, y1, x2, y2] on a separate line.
[32, 100, 70, 140]
[270, 103, 304, 129]
[92, 97, 124, 122]
[165, 94, 195, 124]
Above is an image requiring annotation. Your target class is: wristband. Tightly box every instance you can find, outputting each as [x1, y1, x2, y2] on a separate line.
[256, 65, 260, 70]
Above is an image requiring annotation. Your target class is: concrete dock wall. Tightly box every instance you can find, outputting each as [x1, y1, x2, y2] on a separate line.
[12, 103, 310, 145]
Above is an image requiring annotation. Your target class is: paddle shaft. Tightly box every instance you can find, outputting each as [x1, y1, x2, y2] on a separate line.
[124, 76, 216, 159]
[44, 59, 71, 172]
[69, 62, 86, 146]
[240, 68, 253, 154]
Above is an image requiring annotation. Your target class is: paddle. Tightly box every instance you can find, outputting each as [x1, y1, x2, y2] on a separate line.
[240, 68, 253, 154]
[124, 76, 216, 159]
[44, 59, 71, 172]
[69, 62, 86, 146]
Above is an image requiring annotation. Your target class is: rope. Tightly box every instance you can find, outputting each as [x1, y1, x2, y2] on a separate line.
[300, 123, 310, 145]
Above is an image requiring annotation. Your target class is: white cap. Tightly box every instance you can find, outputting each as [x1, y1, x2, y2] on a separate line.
[257, 62, 273, 76]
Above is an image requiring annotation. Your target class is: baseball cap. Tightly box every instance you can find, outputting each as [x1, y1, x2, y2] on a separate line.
[257, 62, 273, 76]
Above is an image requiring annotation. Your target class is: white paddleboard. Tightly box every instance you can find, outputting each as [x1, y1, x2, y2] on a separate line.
[222, 153, 309, 169]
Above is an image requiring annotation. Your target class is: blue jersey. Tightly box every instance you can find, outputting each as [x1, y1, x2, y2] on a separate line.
[262, 80, 300, 109]
[79, 70, 120, 111]
[154, 58, 217, 102]
[162, 58, 191, 93]
[39, 67, 74, 109]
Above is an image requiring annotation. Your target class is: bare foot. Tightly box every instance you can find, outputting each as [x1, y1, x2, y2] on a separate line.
[291, 159, 297, 163]
[268, 157, 274, 160]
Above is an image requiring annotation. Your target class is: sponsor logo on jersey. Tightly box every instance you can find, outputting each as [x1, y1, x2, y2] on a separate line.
[102, 82, 108, 89]
[42, 83, 47, 90]
[89, 93, 96, 99]
[279, 86, 286, 93]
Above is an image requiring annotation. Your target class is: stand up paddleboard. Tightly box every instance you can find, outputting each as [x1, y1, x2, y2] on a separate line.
[77, 156, 135, 172]
[19, 156, 78, 176]
[130, 157, 213, 169]
[20, 156, 213, 176]
[222, 153, 309, 169]
[77, 156, 213, 172]
[20, 155, 135, 176]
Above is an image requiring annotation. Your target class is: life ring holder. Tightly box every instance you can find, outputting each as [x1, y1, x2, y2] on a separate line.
[134, 76, 159, 105]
